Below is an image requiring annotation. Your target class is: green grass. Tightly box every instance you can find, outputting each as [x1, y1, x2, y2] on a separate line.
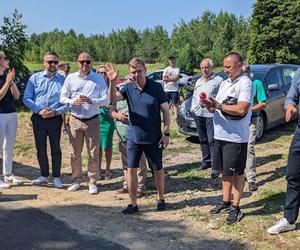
[189, 211, 209, 222]
[167, 163, 207, 179]
[14, 141, 34, 156]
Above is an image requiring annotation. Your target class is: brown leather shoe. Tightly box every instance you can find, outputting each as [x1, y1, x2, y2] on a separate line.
[115, 187, 128, 194]
[137, 190, 144, 198]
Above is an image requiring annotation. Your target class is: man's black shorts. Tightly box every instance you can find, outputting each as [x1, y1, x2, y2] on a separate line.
[213, 139, 248, 176]
[166, 91, 180, 105]
[126, 140, 163, 171]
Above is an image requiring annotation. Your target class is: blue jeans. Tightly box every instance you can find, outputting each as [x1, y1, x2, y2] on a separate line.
[284, 127, 300, 224]
[193, 114, 214, 167]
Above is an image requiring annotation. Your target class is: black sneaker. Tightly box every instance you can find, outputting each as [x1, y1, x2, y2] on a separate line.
[226, 208, 243, 224]
[197, 163, 211, 171]
[157, 199, 166, 211]
[248, 182, 258, 192]
[122, 204, 139, 214]
[209, 201, 232, 215]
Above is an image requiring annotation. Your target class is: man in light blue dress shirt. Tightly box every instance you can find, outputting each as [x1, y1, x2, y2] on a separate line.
[60, 52, 109, 195]
[23, 51, 68, 188]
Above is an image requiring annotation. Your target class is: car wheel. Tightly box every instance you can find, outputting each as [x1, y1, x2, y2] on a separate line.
[256, 115, 265, 141]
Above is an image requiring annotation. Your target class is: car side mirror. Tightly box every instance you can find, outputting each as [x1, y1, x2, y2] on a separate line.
[267, 84, 279, 91]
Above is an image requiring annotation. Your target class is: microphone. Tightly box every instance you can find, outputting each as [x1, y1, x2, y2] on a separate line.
[199, 92, 207, 100]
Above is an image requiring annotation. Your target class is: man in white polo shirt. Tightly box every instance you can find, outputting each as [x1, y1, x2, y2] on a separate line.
[201, 52, 253, 224]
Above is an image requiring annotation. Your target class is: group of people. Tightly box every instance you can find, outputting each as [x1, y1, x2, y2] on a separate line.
[191, 52, 300, 233]
[0, 49, 300, 233]
[0, 50, 169, 213]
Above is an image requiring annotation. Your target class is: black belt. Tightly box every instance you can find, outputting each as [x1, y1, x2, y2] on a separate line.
[72, 114, 99, 122]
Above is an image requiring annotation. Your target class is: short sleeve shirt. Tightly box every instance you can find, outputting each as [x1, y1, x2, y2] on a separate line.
[162, 66, 180, 92]
[214, 74, 253, 143]
[252, 79, 267, 117]
[119, 78, 168, 144]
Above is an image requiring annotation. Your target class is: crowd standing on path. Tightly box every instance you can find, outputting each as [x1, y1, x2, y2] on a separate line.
[1, 49, 300, 233]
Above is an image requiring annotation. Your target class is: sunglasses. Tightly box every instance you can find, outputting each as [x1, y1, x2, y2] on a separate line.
[46, 60, 59, 65]
[78, 60, 91, 65]
[99, 72, 106, 75]
[1, 56, 8, 61]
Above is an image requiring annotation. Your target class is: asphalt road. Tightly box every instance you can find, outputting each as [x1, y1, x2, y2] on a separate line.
[0, 194, 127, 250]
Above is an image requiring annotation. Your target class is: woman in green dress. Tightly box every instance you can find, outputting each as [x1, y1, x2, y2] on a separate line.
[97, 65, 115, 179]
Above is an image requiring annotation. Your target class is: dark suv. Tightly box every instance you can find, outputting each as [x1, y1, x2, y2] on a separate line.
[176, 64, 300, 140]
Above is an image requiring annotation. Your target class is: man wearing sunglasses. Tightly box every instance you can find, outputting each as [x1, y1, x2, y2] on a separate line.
[23, 51, 68, 188]
[60, 52, 111, 194]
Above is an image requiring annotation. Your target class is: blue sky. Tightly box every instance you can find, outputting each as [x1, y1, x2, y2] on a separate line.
[0, 0, 256, 36]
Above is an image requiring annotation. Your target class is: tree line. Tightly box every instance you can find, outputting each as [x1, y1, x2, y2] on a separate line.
[24, 10, 249, 73]
[1, 0, 300, 75]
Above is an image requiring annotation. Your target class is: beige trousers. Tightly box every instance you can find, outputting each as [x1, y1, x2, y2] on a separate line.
[69, 115, 100, 184]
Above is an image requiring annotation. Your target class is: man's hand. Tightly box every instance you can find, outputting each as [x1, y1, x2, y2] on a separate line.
[74, 95, 92, 106]
[38, 109, 48, 116]
[159, 135, 169, 149]
[117, 112, 129, 123]
[106, 63, 119, 82]
[285, 104, 297, 122]
[40, 109, 56, 119]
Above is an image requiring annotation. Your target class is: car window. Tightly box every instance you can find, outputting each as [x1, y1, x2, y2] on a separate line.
[148, 72, 162, 81]
[252, 71, 266, 82]
[282, 68, 296, 86]
[266, 69, 283, 88]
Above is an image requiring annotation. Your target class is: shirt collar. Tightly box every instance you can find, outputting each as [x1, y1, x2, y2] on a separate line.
[42, 70, 59, 79]
[133, 78, 149, 91]
[227, 73, 246, 84]
[200, 73, 215, 82]
[76, 70, 92, 79]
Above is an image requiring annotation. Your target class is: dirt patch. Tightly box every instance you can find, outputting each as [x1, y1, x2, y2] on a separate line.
[1, 112, 299, 249]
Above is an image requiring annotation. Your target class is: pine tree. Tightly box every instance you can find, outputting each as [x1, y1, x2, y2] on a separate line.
[248, 0, 300, 64]
[0, 9, 29, 78]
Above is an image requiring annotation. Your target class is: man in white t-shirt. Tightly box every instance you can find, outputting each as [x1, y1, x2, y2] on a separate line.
[201, 52, 253, 225]
[162, 56, 180, 119]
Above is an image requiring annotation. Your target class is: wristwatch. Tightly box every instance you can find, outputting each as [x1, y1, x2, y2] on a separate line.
[163, 132, 170, 136]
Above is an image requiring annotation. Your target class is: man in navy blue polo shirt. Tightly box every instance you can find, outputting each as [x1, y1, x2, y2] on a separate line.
[110, 57, 170, 214]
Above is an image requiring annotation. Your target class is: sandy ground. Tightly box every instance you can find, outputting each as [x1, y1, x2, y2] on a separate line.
[1, 113, 299, 249]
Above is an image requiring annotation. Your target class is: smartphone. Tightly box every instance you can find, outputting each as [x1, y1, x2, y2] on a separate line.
[158, 142, 164, 150]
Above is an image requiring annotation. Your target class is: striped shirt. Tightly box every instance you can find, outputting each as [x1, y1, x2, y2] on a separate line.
[190, 74, 223, 117]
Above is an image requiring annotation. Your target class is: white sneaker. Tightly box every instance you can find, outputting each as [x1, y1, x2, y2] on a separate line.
[32, 176, 48, 185]
[5, 174, 23, 185]
[0, 178, 11, 189]
[53, 177, 63, 189]
[67, 183, 80, 191]
[267, 218, 296, 235]
[88, 183, 98, 195]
